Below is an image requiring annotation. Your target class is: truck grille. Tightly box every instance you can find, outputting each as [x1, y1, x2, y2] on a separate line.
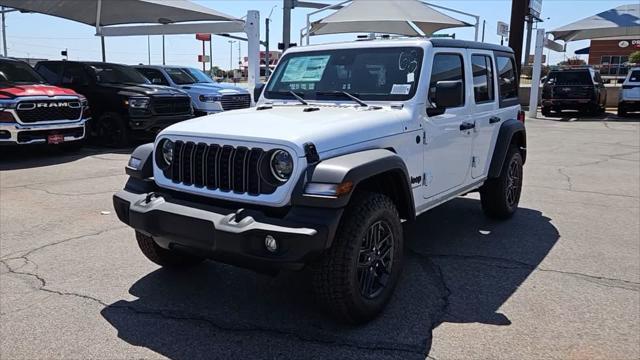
[220, 94, 251, 111]
[16, 100, 82, 123]
[153, 97, 192, 115]
[164, 141, 276, 195]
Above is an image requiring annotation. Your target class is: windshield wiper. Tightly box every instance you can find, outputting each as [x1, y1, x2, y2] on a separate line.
[316, 91, 368, 107]
[268, 90, 308, 105]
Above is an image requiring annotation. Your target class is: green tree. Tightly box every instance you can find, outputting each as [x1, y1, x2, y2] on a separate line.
[630, 51, 640, 64]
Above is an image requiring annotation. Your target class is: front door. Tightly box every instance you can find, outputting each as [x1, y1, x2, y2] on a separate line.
[423, 51, 473, 199]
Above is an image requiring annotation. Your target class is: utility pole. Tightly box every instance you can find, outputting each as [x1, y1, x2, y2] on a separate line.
[162, 35, 166, 65]
[508, 0, 528, 77]
[1, 6, 7, 57]
[209, 34, 213, 74]
[282, 0, 293, 51]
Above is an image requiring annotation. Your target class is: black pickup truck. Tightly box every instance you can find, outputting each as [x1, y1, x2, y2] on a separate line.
[35, 61, 193, 146]
[541, 67, 607, 116]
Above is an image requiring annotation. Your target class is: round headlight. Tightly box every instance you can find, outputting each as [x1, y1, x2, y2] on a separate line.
[160, 139, 174, 168]
[270, 149, 293, 182]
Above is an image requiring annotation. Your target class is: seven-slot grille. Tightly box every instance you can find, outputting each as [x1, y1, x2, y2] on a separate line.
[220, 94, 251, 111]
[152, 96, 192, 115]
[164, 141, 277, 195]
[16, 100, 82, 123]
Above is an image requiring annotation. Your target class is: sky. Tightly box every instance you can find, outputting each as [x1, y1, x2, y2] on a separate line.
[1, 0, 634, 69]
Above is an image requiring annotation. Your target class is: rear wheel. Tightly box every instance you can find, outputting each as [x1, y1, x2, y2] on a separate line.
[480, 146, 523, 219]
[96, 112, 130, 148]
[312, 192, 403, 324]
[135, 231, 204, 268]
[618, 104, 627, 118]
[541, 106, 551, 117]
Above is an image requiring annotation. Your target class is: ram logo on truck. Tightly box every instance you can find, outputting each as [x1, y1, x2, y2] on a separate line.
[18, 101, 81, 110]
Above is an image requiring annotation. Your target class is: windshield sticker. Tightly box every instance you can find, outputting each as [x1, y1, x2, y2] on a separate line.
[391, 84, 412, 95]
[281, 55, 330, 83]
[407, 72, 415, 83]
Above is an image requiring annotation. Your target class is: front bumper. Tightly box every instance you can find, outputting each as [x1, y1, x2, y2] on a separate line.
[113, 181, 342, 271]
[0, 119, 88, 145]
[541, 99, 595, 109]
[129, 113, 193, 133]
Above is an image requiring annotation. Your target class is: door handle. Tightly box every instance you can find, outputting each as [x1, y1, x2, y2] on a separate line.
[460, 121, 475, 131]
[489, 116, 501, 124]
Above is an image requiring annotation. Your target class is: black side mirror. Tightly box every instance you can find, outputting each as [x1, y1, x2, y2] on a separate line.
[434, 80, 463, 108]
[253, 83, 265, 102]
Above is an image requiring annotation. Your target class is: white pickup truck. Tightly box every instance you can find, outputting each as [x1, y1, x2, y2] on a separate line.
[113, 38, 526, 323]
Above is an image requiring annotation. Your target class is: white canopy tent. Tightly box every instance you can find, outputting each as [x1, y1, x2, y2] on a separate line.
[303, 0, 473, 44]
[549, 3, 640, 42]
[0, 0, 261, 88]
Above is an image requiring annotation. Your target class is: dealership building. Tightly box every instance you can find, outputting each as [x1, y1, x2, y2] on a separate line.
[577, 37, 640, 79]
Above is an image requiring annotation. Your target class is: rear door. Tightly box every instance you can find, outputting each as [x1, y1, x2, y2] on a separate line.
[35, 62, 63, 85]
[422, 50, 473, 199]
[469, 51, 499, 179]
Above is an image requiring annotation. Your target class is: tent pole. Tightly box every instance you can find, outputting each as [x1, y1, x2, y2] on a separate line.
[209, 35, 213, 74]
[162, 35, 165, 65]
[245, 10, 260, 91]
[96, 0, 104, 61]
[147, 35, 151, 65]
[481, 20, 486, 42]
[101, 36, 106, 62]
[528, 28, 545, 119]
[474, 15, 479, 41]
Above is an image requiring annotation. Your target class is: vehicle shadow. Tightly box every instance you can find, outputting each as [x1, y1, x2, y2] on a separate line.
[101, 197, 559, 360]
[0, 144, 136, 171]
[540, 111, 640, 122]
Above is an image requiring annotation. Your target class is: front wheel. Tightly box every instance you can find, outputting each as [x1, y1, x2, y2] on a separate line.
[312, 192, 403, 324]
[96, 112, 131, 148]
[135, 231, 204, 268]
[480, 146, 523, 219]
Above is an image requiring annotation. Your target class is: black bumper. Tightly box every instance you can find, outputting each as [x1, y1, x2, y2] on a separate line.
[541, 99, 595, 109]
[113, 182, 342, 271]
[129, 113, 193, 133]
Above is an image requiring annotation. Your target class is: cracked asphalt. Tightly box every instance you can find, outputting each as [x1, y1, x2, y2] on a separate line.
[1, 113, 639, 359]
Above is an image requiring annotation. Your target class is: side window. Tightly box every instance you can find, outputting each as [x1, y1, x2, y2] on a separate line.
[496, 56, 518, 100]
[62, 64, 89, 86]
[36, 62, 62, 84]
[138, 68, 168, 85]
[471, 55, 495, 103]
[428, 53, 465, 107]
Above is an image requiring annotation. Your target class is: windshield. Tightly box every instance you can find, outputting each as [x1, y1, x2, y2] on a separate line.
[90, 63, 150, 84]
[265, 47, 423, 101]
[547, 71, 592, 86]
[182, 68, 214, 83]
[0, 61, 44, 84]
[166, 68, 197, 85]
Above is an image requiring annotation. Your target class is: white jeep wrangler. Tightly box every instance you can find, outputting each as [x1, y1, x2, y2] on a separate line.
[114, 38, 526, 323]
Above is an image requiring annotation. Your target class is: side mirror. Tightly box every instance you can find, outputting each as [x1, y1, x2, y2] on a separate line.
[253, 83, 265, 102]
[434, 80, 463, 108]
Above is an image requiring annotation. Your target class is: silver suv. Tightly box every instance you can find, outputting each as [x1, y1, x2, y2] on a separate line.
[618, 67, 640, 117]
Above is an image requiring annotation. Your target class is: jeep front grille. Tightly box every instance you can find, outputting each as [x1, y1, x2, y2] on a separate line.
[164, 141, 276, 195]
[16, 100, 82, 123]
[220, 94, 251, 111]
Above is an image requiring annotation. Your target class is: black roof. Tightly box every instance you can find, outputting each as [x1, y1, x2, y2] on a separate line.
[429, 39, 514, 54]
[37, 60, 126, 67]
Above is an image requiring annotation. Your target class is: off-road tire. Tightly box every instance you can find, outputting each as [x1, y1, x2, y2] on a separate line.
[312, 192, 403, 324]
[480, 146, 523, 219]
[541, 106, 551, 117]
[135, 231, 204, 268]
[97, 112, 130, 148]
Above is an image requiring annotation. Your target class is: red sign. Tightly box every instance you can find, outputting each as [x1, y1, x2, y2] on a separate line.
[196, 33, 211, 41]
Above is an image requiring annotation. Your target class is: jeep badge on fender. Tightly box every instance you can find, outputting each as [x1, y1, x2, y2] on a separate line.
[113, 38, 526, 324]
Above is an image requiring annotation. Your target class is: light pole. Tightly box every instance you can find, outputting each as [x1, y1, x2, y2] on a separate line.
[265, 5, 277, 78]
[228, 40, 236, 80]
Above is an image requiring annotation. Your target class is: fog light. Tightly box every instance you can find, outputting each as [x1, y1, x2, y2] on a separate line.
[265, 235, 278, 252]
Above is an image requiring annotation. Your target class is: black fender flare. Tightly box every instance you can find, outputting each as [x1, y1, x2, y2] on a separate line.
[125, 143, 154, 180]
[292, 149, 415, 220]
[488, 119, 527, 179]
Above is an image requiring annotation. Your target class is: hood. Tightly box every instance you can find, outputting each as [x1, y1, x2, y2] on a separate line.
[159, 105, 408, 156]
[0, 83, 79, 99]
[179, 82, 249, 95]
[99, 83, 189, 98]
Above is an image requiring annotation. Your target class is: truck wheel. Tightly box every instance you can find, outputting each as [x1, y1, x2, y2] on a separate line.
[618, 105, 627, 118]
[480, 146, 523, 219]
[312, 192, 403, 324]
[541, 106, 551, 117]
[97, 112, 130, 148]
[135, 231, 204, 268]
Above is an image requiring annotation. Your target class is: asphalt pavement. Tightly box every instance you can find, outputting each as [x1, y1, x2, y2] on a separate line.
[1, 112, 639, 359]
